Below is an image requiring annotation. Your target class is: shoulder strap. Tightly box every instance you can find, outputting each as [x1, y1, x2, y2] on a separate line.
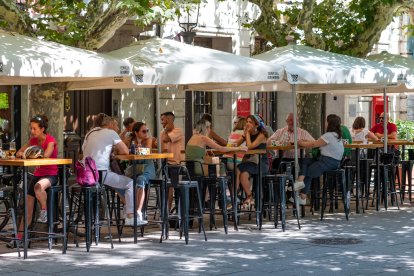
[85, 157, 98, 182]
[85, 127, 102, 140]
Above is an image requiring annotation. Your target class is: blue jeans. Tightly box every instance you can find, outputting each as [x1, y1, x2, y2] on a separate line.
[135, 159, 156, 189]
[299, 156, 341, 193]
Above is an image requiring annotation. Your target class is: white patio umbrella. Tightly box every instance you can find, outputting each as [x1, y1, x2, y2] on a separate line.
[239, 45, 404, 177]
[365, 51, 414, 151]
[67, 37, 284, 90]
[0, 30, 132, 85]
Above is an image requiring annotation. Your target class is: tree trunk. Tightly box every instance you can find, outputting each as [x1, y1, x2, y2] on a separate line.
[297, 93, 323, 139]
[30, 83, 66, 157]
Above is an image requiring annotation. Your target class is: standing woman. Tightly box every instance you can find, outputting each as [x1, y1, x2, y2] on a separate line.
[124, 122, 156, 220]
[9, 115, 58, 247]
[236, 115, 269, 207]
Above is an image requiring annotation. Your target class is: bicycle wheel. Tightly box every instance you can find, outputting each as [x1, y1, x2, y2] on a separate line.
[0, 199, 11, 231]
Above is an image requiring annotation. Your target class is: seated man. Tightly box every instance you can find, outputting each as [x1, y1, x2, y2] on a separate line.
[82, 114, 147, 226]
[267, 113, 314, 171]
[370, 112, 398, 140]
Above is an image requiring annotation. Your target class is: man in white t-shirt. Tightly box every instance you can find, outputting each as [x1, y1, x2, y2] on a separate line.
[82, 115, 147, 226]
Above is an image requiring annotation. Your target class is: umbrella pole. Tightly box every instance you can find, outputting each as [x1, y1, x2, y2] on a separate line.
[156, 86, 162, 168]
[292, 84, 299, 180]
[383, 87, 388, 153]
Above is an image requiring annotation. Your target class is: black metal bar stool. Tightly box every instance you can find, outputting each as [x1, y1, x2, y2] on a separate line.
[164, 164, 207, 244]
[67, 171, 113, 252]
[321, 169, 349, 221]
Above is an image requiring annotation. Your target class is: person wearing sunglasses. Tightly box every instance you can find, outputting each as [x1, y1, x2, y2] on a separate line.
[370, 112, 398, 140]
[123, 122, 156, 222]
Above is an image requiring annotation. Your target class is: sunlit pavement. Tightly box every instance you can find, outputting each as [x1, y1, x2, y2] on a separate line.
[1, 205, 414, 275]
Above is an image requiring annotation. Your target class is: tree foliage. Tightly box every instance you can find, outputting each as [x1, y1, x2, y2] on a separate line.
[0, 0, 203, 50]
[248, 0, 414, 57]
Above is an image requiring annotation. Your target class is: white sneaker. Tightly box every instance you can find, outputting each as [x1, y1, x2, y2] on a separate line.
[124, 217, 134, 226]
[37, 210, 48, 223]
[293, 181, 305, 191]
[137, 212, 148, 225]
[289, 195, 306, 205]
[124, 216, 148, 226]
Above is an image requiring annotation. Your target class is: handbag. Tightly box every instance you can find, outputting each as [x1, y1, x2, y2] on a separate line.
[124, 164, 146, 178]
[203, 151, 221, 176]
[241, 153, 259, 165]
[110, 154, 124, 175]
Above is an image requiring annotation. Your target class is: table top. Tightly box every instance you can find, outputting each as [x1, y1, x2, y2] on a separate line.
[211, 149, 267, 155]
[372, 140, 414, 146]
[115, 153, 173, 161]
[267, 145, 304, 151]
[0, 158, 72, 167]
[344, 143, 384, 149]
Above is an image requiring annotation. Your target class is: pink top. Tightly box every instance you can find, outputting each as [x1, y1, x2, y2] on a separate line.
[30, 134, 58, 176]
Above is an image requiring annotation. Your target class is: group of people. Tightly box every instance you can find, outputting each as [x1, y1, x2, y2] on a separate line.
[7, 110, 397, 248]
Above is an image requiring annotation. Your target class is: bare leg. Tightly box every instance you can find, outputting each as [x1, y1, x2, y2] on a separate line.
[239, 171, 251, 196]
[168, 187, 174, 212]
[34, 179, 52, 210]
[18, 195, 36, 233]
[136, 188, 145, 213]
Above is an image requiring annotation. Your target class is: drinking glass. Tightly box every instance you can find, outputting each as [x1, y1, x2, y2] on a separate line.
[9, 141, 16, 158]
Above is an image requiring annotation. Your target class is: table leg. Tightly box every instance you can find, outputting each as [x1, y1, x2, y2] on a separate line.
[62, 165, 67, 254]
[257, 154, 262, 230]
[355, 148, 360, 214]
[232, 153, 238, 231]
[376, 148, 380, 211]
[133, 160, 137, 243]
[23, 167, 28, 259]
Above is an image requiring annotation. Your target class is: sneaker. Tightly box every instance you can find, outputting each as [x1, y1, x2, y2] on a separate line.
[6, 239, 23, 249]
[124, 216, 148, 226]
[124, 217, 134, 226]
[288, 195, 306, 205]
[293, 181, 305, 191]
[37, 210, 48, 223]
[137, 212, 148, 225]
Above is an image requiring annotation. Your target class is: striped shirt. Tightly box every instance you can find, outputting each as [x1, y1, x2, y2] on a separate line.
[267, 126, 315, 158]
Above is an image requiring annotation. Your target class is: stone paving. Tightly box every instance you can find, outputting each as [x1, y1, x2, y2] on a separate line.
[1, 203, 414, 275]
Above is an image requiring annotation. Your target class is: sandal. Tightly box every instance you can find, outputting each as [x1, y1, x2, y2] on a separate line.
[242, 194, 254, 209]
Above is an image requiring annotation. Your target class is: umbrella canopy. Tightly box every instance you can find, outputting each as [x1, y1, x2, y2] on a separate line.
[0, 31, 132, 85]
[367, 51, 414, 89]
[67, 37, 284, 90]
[199, 45, 405, 93]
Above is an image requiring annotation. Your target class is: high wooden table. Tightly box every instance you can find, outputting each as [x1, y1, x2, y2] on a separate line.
[0, 158, 72, 259]
[116, 153, 173, 243]
[373, 140, 414, 160]
[344, 144, 383, 212]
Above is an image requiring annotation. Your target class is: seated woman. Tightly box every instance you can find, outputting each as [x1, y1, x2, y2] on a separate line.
[352, 116, 378, 144]
[236, 115, 269, 208]
[186, 119, 246, 176]
[9, 115, 58, 248]
[200, 113, 227, 146]
[124, 122, 156, 220]
[294, 114, 344, 205]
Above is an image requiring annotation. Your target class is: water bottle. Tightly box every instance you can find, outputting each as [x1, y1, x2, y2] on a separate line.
[130, 141, 136, 155]
[282, 131, 289, 146]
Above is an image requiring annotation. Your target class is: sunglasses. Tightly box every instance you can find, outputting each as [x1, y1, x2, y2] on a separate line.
[32, 115, 43, 122]
[141, 129, 149, 134]
[379, 117, 384, 120]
